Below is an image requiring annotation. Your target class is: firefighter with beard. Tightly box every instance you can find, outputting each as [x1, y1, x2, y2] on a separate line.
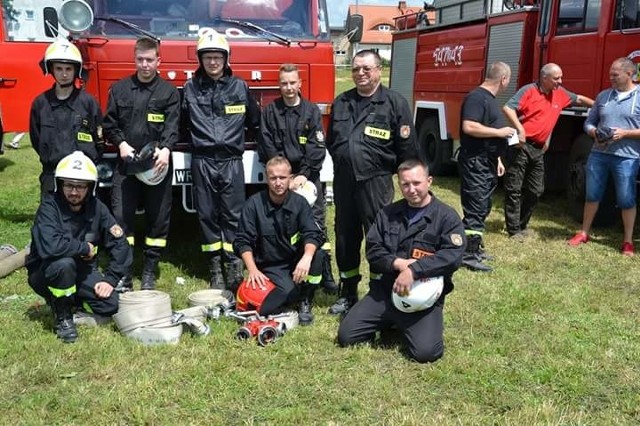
[182, 29, 262, 293]
[103, 37, 180, 291]
[30, 39, 102, 196]
[26, 152, 132, 343]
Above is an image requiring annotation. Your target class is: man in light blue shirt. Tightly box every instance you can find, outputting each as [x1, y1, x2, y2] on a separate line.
[568, 57, 640, 255]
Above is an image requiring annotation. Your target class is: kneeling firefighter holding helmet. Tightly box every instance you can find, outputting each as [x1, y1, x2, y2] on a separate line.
[26, 151, 133, 343]
[337, 160, 465, 363]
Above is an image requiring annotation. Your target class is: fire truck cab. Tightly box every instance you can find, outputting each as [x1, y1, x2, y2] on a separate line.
[0, 0, 335, 211]
[390, 0, 640, 222]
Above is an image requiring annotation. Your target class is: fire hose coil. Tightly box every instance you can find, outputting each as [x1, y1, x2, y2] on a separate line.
[114, 290, 210, 345]
[188, 289, 230, 308]
[0, 244, 29, 279]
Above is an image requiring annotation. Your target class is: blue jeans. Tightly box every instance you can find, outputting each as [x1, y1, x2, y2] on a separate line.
[585, 151, 640, 209]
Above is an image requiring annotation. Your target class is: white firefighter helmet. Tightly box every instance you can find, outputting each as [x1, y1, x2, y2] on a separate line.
[54, 150, 98, 194]
[196, 28, 230, 66]
[136, 167, 168, 186]
[43, 39, 83, 78]
[293, 180, 317, 207]
[392, 276, 444, 313]
[127, 142, 167, 186]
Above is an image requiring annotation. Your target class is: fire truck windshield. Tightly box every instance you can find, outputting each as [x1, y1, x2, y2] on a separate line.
[85, 0, 329, 41]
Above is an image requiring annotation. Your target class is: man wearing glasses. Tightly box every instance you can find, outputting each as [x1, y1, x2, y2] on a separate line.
[326, 50, 418, 315]
[26, 151, 132, 343]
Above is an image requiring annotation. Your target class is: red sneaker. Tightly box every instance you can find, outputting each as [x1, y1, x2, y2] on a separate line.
[567, 232, 589, 246]
[621, 242, 634, 256]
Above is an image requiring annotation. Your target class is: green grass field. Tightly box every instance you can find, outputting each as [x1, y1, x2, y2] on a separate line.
[1, 78, 640, 424]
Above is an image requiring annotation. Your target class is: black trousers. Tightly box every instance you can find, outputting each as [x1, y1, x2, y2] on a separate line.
[504, 144, 545, 235]
[111, 164, 173, 261]
[459, 152, 498, 234]
[191, 156, 244, 260]
[28, 257, 119, 315]
[337, 283, 445, 363]
[310, 177, 327, 235]
[39, 172, 56, 197]
[259, 252, 323, 316]
[334, 165, 393, 281]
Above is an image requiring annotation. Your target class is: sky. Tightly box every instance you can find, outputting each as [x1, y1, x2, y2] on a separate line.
[327, 0, 425, 27]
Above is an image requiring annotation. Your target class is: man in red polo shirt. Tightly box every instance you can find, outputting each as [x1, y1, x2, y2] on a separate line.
[502, 63, 593, 239]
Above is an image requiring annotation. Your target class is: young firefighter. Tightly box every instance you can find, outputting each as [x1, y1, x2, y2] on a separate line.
[30, 39, 102, 196]
[182, 29, 261, 293]
[103, 36, 180, 290]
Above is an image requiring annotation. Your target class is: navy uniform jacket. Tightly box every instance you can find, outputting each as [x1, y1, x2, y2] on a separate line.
[327, 85, 418, 181]
[30, 86, 102, 173]
[26, 193, 133, 287]
[182, 69, 261, 158]
[103, 74, 180, 154]
[260, 97, 326, 180]
[233, 190, 324, 267]
[366, 194, 465, 295]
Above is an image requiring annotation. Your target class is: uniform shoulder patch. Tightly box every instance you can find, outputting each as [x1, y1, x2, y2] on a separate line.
[110, 224, 124, 238]
[400, 125, 411, 139]
[316, 130, 325, 143]
[450, 233, 463, 247]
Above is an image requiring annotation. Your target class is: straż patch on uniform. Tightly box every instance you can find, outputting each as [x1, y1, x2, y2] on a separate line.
[450, 233, 463, 246]
[316, 130, 325, 142]
[400, 125, 411, 139]
[110, 224, 124, 238]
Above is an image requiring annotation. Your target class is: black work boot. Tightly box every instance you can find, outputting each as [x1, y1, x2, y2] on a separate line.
[298, 284, 315, 326]
[320, 249, 338, 295]
[328, 277, 359, 315]
[52, 296, 78, 343]
[462, 235, 493, 273]
[225, 259, 244, 294]
[477, 241, 495, 261]
[141, 256, 158, 290]
[209, 255, 225, 290]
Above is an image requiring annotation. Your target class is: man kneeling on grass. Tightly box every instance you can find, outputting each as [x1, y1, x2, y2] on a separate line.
[337, 160, 465, 363]
[26, 151, 132, 343]
[233, 156, 324, 325]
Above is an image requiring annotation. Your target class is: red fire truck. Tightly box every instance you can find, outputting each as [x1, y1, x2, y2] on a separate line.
[389, 0, 640, 222]
[0, 0, 334, 211]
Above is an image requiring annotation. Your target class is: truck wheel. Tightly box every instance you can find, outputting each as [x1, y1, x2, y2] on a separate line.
[417, 116, 455, 176]
[566, 134, 618, 227]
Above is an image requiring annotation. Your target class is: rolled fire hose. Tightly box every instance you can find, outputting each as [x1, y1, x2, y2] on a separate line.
[188, 288, 233, 308]
[114, 290, 209, 345]
[0, 246, 29, 279]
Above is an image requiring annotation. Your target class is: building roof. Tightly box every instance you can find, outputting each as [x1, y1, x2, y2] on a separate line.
[347, 3, 433, 45]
